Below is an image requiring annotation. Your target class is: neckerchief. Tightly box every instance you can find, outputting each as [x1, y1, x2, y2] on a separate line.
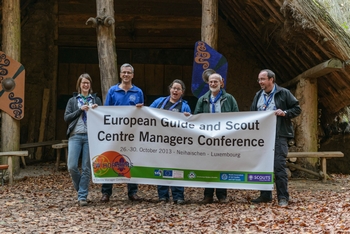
[77, 94, 92, 124]
[210, 89, 222, 113]
[160, 96, 182, 111]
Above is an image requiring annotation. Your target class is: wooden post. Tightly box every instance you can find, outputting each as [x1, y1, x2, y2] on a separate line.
[36, 89, 50, 160]
[1, 0, 21, 175]
[295, 78, 318, 166]
[284, 58, 343, 168]
[201, 0, 218, 50]
[87, 0, 118, 101]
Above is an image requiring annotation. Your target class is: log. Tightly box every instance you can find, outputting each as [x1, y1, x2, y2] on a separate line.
[201, 0, 218, 50]
[286, 162, 322, 178]
[1, 0, 21, 174]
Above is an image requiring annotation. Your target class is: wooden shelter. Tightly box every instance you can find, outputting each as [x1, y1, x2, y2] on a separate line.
[1, 0, 350, 166]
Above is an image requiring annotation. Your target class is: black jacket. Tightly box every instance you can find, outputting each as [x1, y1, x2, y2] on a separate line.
[250, 84, 301, 138]
[64, 92, 102, 138]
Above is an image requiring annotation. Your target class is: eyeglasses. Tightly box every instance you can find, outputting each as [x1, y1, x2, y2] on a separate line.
[171, 87, 182, 91]
[81, 82, 90, 85]
[257, 78, 268, 82]
[121, 71, 133, 75]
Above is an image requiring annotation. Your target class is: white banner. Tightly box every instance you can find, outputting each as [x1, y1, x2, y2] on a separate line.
[87, 106, 276, 190]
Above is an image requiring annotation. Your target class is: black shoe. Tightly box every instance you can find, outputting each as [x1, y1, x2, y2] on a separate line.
[129, 194, 142, 201]
[251, 196, 272, 204]
[201, 197, 214, 204]
[278, 198, 288, 207]
[218, 197, 229, 203]
[100, 194, 110, 203]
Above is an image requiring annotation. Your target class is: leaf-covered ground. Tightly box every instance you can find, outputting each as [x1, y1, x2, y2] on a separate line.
[1, 163, 350, 233]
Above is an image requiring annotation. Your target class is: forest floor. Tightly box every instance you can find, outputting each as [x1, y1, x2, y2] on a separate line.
[0, 162, 349, 233]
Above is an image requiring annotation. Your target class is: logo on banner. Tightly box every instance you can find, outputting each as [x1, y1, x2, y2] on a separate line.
[92, 151, 133, 178]
[248, 174, 272, 182]
[188, 172, 196, 179]
[154, 169, 162, 176]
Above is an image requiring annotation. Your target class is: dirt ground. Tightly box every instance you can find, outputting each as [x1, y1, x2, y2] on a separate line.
[1, 162, 349, 233]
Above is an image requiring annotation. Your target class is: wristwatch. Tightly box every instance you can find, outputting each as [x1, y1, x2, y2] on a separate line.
[284, 111, 287, 115]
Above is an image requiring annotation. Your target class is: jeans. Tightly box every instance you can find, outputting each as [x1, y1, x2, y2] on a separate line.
[67, 133, 91, 201]
[260, 137, 289, 201]
[101, 183, 138, 197]
[204, 188, 227, 199]
[157, 185, 184, 201]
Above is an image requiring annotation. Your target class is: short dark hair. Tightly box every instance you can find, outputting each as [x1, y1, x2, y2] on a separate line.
[260, 69, 276, 82]
[169, 79, 186, 92]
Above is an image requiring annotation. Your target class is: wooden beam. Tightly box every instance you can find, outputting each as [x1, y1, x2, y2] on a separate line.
[201, 0, 218, 50]
[1, 0, 21, 174]
[281, 58, 343, 88]
[36, 89, 50, 160]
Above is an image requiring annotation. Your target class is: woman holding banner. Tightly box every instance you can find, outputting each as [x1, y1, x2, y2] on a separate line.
[64, 73, 102, 206]
[150, 79, 191, 204]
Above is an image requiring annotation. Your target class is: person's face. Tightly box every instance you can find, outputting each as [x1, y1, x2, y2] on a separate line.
[170, 82, 183, 102]
[208, 75, 221, 93]
[120, 66, 134, 83]
[80, 78, 91, 94]
[258, 71, 274, 92]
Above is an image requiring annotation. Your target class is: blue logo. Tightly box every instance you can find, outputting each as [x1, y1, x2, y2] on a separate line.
[220, 173, 245, 182]
[163, 170, 173, 178]
[154, 169, 162, 177]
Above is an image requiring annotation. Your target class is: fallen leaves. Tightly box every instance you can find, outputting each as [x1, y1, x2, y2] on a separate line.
[0, 164, 350, 233]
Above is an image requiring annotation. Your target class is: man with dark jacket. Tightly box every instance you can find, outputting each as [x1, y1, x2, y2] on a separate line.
[250, 69, 301, 207]
[194, 73, 239, 203]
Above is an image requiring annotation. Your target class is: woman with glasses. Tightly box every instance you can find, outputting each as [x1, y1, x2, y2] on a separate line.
[150, 79, 191, 204]
[64, 73, 102, 206]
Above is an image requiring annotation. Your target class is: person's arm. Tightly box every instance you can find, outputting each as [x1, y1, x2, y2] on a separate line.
[284, 91, 301, 119]
[64, 98, 83, 123]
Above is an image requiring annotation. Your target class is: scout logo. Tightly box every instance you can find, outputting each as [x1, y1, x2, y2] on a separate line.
[92, 151, 133, 178]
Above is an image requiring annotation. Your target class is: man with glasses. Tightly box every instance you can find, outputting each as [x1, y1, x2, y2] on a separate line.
[100, 63, 144, 203]
[250, 69, 301, 207]
[194, 73, 239, 204]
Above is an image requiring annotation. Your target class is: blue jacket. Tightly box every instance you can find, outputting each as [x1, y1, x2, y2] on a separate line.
[105, 84, 144, 106]
[150, 97, 191, 113]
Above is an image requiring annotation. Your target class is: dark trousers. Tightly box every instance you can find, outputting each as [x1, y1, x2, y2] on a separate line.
[101, 183, 138, 197]
[204, 188, 227, 199]
[260, 137, 289, 201]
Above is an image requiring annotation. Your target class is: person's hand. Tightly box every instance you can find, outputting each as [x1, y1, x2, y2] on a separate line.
[136, 103, 143, 108]
[91, 104, 98, 109]
[81, 105, 89, 111]
[275, 109, 286, 116]
[183, 112, 191, 117]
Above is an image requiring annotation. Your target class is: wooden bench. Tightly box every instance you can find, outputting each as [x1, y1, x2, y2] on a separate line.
[0, 151, 29, 185]
[287, 151, 344, 182]
[52, 142, 68, 171]
[20, 140, 62, 166]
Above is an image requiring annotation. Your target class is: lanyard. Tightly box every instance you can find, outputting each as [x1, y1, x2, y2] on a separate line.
[262, 88, 275, 111]
[78, 94, 92, 124]
[210, 89, 222, 113]
[160, 96, 182, 111]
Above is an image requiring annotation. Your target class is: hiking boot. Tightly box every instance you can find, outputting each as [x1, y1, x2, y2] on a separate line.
[201, 197, 213, 204]
[78, 200, 88, 207]
[174, 199, 185, 205]
[100, 194, 110, 203]
[278, 198, 288, 207]
[129, 194, 142, 201]
[251, 196, 272, 204]
[218, 197, 229, 203]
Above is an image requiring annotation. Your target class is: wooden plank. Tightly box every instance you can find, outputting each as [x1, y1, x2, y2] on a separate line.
[20, 140, 61, 149]
[36, 89, 50, 160]
[287, 151, 344, 158]
[0, 151, 29, 157]
[132, 64, 145, 92]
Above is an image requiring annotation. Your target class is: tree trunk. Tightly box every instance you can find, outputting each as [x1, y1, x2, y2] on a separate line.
[201, 0, 218, 50]
[96, 0, 118, 101]
[1, 0, 21, 175]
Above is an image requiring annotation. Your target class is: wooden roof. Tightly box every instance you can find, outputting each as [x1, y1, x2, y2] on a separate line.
[4, 0, 350, 116]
